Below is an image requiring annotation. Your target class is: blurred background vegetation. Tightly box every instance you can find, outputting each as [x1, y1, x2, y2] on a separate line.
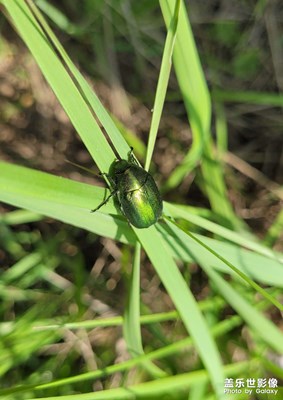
[0, 0, 283, 397]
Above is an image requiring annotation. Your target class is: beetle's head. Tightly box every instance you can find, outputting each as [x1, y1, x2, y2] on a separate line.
[109, 159, 130, 179]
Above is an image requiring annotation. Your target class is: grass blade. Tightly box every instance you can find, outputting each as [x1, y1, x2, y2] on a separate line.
[145, 0, 181, 171]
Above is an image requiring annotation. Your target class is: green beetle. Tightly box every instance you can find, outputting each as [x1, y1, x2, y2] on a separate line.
[91, 149, 163, 228]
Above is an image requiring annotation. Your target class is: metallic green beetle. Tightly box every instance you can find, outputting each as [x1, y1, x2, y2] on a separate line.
[91, 149, 163, 228]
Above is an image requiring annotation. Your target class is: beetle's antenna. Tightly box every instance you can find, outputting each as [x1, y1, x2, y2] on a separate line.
[65, 159, 98, 176]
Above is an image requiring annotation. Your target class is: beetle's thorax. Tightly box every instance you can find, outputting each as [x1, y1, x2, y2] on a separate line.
[109, 160, 130, 182]
[120, 166, 148, 191]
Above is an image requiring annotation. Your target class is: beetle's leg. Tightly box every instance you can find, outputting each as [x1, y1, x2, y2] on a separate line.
[91, 190, 118, 213]
[127, 147, 134, 160]
[128, 147, 139, 166]
[99, 172, 110, 180]
[99, 171, 116, 187]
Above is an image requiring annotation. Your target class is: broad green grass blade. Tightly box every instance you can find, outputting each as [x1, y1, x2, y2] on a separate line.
[1, 161, 282, 288]
[145, 0, 180, 171]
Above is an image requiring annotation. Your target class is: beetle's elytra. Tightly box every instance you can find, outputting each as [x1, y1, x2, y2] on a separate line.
[91, 149, 163, 229]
